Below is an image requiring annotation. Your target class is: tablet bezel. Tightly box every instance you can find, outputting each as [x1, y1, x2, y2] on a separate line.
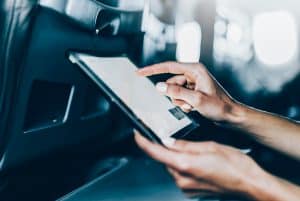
[69, 52, 199, 144]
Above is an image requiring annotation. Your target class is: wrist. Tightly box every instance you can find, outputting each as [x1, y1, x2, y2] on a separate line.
[241, 170, 280, 201]
[224, 100, 248, 126]
[242, 171, 274, 201]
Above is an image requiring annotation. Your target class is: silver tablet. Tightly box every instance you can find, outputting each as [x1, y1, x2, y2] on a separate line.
[69, 53, 198, 144]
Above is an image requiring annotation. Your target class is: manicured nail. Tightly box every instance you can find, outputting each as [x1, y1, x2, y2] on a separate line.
[182, 104, 192, 110]
[156, 82, 168, 93]
[240, 149, 252, 154]
[162, 137, 176, 148]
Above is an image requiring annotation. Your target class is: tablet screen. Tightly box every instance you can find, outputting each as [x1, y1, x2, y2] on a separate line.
[71, 54, 194, 140]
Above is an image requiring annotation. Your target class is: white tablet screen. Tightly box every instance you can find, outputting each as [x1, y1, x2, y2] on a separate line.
[74, 54, 193, 139]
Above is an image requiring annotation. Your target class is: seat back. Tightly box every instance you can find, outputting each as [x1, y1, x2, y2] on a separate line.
[0, 0, 39, 166]
[0, 0, 144, 171]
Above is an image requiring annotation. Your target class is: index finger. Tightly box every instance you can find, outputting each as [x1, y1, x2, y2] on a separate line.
[137, 62, 197, 80]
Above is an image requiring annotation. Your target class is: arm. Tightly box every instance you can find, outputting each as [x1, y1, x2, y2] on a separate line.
[230, 103, 300, 160]
[135, 133, 300, 201]
[137, 62, 300, 160]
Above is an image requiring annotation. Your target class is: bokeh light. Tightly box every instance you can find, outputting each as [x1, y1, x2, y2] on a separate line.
[176, 21, 202, 63]
[253, 11, 298, 67]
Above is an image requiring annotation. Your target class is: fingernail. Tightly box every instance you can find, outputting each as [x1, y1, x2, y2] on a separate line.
[162, 137, 176, 148]
[156, 82, 168, 93]
[182, 104, 192, 110]
[240, 149, 252, 154]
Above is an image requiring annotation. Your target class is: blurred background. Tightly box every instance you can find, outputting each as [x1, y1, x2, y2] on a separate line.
[1, 0, 300, 200]
[144, 0, 300, 117]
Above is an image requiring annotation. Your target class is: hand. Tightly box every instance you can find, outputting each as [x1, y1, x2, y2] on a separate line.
[134, 132, 277, 200]
[137, 62, 242, 124]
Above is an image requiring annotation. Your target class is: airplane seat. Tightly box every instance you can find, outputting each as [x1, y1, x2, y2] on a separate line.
[0, 0, 40, 168]
[0, 0, 144, 172]
[0, 0, 145, 200]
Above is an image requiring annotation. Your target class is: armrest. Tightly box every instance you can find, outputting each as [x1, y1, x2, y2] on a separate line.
[58, 158, 192, 201]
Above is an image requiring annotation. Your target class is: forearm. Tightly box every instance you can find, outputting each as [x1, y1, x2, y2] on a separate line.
[228, 102, 300, 160]
[244, 171, 300, 201]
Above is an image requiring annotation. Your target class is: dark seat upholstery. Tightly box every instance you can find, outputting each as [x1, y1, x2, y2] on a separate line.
[0, 0, 140, 172]
[0, 2, 144, 199]
[0, 0, 39, 165]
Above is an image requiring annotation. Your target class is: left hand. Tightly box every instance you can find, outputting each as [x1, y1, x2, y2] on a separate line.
[134, 132, 274, 200]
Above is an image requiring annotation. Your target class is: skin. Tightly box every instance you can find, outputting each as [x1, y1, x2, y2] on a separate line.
[134, 62, 300, 200]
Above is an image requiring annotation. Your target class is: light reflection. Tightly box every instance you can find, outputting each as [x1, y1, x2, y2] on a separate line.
[214, 4, 253, 65]
[213, 1, 300, 93]
[176, 21, 202, 63]
[253, 11, 298, 67]
[227, 23, 243, 43]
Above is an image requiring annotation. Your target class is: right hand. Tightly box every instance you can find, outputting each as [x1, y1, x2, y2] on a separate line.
[137, 62, 243, 124]
[135, 132, 281, 201]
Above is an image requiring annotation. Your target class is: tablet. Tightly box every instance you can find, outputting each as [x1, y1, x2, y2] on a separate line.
[69, 53, 199, 144]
